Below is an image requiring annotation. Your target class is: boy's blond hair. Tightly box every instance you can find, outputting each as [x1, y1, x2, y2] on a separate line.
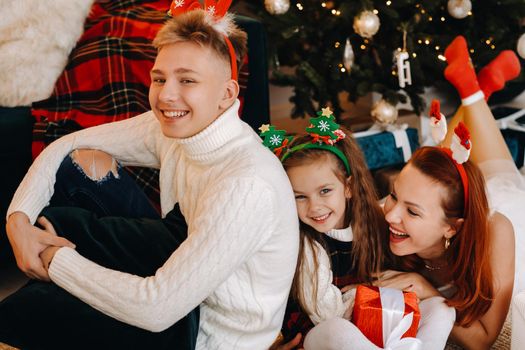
[153, 9, 247, 77]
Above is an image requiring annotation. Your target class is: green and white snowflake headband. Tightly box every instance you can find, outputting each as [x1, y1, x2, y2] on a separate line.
[259, 107, 351, 175]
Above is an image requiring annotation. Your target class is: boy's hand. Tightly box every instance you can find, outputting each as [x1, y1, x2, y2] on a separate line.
[40, 246, 61, 272]
[269, 333, 303, 350]
[6, 212, 74, 281]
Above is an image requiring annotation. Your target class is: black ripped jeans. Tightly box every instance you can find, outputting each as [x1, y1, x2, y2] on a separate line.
[0, 155, 198, 350]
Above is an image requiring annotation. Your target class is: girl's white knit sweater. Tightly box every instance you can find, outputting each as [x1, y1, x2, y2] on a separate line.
[299, 226, 355, 324]
[8, 101, 299, 349]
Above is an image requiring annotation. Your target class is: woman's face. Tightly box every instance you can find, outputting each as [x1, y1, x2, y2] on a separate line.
[286, 157, 351, 233]
[383, 164, 456, 260]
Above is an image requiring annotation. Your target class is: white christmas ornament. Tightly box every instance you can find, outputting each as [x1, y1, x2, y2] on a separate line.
[353, 10, 380, 39]
[343, 38, 355, 71]
[447, 0, 471, 19]
[264, 0, 290, 15]
[517, 33, 525, 59]
[395, 51, 412, 88]
[371, 99, 398, 125]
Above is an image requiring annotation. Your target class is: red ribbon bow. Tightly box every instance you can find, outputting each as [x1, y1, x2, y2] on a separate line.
[310, 134, 333, 145]
[274, 138, 290, 157]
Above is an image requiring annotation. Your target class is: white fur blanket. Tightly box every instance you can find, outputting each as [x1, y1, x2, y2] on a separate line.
[0, 0, 95, 107]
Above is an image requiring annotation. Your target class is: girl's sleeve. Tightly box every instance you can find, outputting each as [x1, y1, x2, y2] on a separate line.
[48, 178, 283, 332]
[299, 239, 352, 324]
[7, 112, 162, 223]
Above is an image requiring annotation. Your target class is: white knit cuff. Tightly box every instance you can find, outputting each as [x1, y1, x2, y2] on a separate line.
[461, 91, 485, 106]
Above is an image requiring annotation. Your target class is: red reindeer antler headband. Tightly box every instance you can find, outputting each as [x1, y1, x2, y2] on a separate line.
[168, 0, 238, 81]
[429, 101, 471, 214]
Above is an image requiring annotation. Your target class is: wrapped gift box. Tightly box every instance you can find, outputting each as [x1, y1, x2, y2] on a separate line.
[354, 127, 419, 171]
[352, 285, 421, 348]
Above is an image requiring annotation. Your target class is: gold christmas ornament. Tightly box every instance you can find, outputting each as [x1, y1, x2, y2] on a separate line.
[447, 0, 471, 19]
[517, 33, 525, 59]
[353, 10, 380, 39]
[371, 99, 398, 125]
[264, 0, 290, 15]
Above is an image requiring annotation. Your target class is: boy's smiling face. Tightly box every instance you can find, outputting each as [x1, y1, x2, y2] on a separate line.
[149, 41, 238, 139]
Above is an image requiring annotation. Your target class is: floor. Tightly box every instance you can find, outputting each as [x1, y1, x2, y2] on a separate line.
[0, 263, 27, 301]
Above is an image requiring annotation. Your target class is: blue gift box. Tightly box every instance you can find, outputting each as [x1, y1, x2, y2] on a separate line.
[354, 128, 419, 171]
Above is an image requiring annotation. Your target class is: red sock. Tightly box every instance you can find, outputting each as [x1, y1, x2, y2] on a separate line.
[444, 36, 482, 103]
[444, 36, 470, 64]
[477, 50, 521, 101]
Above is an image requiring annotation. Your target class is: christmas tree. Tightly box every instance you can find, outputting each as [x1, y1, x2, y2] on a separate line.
[250, 0, 525, 120]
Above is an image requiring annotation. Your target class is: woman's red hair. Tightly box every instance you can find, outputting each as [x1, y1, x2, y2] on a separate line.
[395, 147, 494, 326]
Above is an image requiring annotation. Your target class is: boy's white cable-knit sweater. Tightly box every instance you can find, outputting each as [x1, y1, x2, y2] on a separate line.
[7, 100, 300, 349]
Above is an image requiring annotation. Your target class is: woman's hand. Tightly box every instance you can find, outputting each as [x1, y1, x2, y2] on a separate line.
[374, 270, 440, 300]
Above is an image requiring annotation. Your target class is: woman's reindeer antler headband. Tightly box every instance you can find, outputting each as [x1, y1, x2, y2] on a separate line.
[429, 100, 471, 212]
[259, 107, 351, 175]
[168, 0, 238, 81]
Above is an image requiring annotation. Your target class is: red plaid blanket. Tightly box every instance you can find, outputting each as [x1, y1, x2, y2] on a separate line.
[31, 0, 249, 210]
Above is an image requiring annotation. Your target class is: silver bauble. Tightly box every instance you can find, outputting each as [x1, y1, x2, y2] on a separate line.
[371, 99, 398, 125]
[264, 0, 290, 15]
[517, 33, 525, 59]
[353, 10, 380, 39]
[447, 0, 471, 19]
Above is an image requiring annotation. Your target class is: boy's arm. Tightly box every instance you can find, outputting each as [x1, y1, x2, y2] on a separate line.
[47, 179, 289, 332]
[6, 112, 162, 280]
[300, 240, 348, 324]
[7, 111, 161, 224]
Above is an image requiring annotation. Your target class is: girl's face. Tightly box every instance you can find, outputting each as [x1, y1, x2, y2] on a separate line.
[286, 157, 351, 233]
[383, 164, 457, 260]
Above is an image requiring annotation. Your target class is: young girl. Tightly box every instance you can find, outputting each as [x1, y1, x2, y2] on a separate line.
[376, 36, 520, 349]
[264, 111, 454, 350]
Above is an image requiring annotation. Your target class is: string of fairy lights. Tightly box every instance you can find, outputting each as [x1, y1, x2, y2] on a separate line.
[263, 0, 524, 119]
[288, 0, 498, 73]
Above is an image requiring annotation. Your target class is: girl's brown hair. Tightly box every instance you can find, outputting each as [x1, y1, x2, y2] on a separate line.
[392, 146, 494, 326]
[282, 127, 387, 316]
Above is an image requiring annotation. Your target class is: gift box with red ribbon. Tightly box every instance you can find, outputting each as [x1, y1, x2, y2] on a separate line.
[352, 285, 421, 348]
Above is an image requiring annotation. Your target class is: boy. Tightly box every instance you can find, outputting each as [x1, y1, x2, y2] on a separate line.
[1, 7, 299, 349]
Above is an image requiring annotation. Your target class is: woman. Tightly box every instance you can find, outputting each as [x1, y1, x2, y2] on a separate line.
[377, 36, 521, 350]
